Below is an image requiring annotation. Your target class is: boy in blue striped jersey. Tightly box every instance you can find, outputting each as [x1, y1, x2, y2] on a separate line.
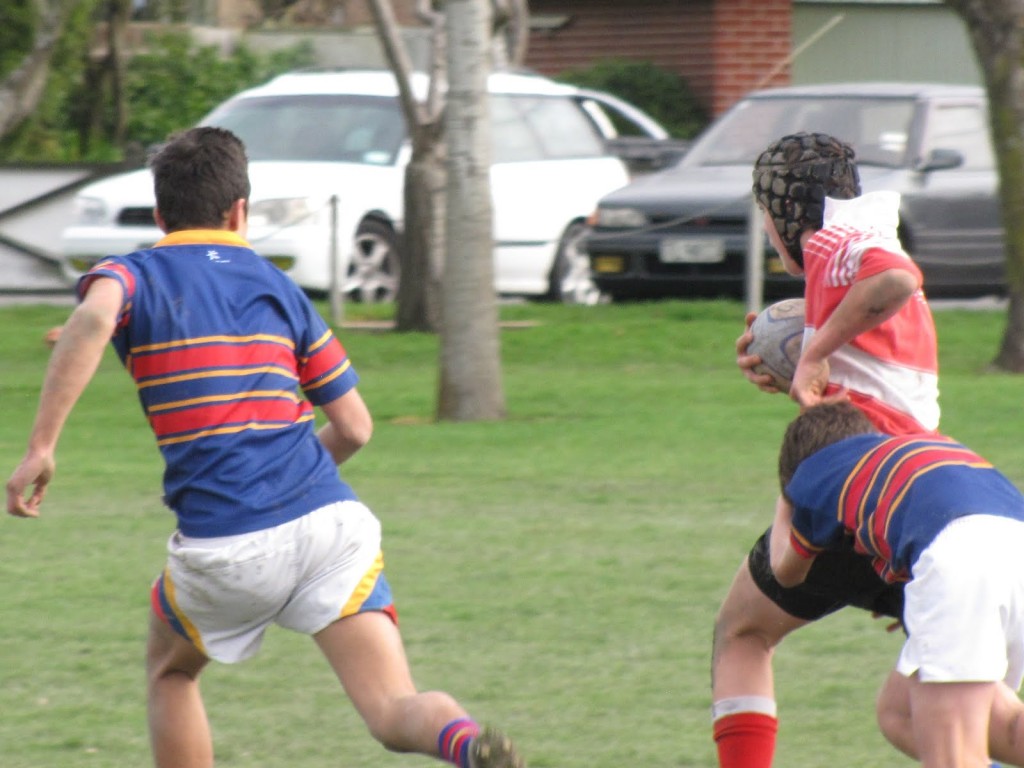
[772, 402, 1024, 768]
[6, 126, 523, 768]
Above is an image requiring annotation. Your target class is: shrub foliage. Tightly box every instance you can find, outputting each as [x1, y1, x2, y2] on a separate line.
[0, 19, 313, 163]
[0, 0, 37, 80]
[557, 58, 709, 139]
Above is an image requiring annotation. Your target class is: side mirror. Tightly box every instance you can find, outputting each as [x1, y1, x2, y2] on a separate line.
[915, 148, 964, 172]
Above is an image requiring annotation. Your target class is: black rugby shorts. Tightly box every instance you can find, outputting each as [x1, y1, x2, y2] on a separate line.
[747, 527, 904, 622]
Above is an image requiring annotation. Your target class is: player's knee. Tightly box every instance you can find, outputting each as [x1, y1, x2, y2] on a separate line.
[713, 563, 787, 651]
[712, 598, 786, 662]
[713, 613, 780, 653]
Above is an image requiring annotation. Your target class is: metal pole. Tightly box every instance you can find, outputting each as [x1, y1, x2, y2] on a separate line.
[745, 197, 765, 316]
[328, 195, 344, 327]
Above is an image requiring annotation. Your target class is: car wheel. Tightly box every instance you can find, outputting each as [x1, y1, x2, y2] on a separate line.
[549, 221, 608, 305]
[346, 219, 400, 303]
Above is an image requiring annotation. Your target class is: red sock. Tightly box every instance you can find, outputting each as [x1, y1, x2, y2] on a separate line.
[713, 711, 778, 768]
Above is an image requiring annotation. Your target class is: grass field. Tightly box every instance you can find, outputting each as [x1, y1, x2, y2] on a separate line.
[0, 297, 1019, 768]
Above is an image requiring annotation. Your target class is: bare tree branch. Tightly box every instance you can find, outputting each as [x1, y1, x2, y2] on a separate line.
[366, 0, 426, 127]
[416, 0, 446, 121]
[490, 0, 529, 69]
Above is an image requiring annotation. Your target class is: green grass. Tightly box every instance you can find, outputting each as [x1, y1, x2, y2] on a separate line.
[0, 298, 1018, 767]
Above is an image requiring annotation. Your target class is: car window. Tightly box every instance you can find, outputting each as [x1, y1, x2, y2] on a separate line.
[203, 94, 406, 165]
[491, 94, 606, 163]
[922, 103, 994, 170]
[681, 96, 916, 169]
[575, 95, 669, 139]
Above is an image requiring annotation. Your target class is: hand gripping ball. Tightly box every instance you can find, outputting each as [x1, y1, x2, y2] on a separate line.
[748, 298, 805, 391]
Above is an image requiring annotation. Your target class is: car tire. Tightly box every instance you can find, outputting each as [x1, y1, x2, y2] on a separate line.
[547, 221, 608, 305]
[346, 218, 400, 303]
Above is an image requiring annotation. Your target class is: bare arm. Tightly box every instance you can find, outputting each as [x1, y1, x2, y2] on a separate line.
[6, 277, 123, 517]
[317, 388, 373, 465]
[790, 267, 919, 409]
[769, 495, 815, 588]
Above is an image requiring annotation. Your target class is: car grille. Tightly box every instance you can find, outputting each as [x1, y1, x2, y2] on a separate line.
[117, 207, 156, 226]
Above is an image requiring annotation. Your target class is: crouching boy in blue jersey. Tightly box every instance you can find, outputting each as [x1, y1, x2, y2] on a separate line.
[772, 402, 1024, 768]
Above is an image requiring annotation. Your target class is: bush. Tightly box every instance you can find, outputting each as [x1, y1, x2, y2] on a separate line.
[0, 27, 314, 162]
[0, 0, 103, 161]
[0, 0, 37, 80]
[557, 58, 708, 139]
[122, 32, 315, 151]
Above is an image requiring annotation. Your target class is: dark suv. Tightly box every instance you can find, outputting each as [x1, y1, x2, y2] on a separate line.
[585, 82, 1003, 300]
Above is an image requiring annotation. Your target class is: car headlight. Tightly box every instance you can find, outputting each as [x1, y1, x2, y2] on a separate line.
[73, 196, 109, 226]
[595, 206, 647, 228]
[248, 198, 317, 228]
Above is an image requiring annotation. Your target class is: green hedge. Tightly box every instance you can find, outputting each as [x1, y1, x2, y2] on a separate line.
[557, 58, 709, 140]
[0, 0, 37, 79]
[0, 26, 313, 162]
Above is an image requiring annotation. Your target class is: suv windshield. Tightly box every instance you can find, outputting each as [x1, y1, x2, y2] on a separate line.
[203, 94, 406, 165]
[682, 96, 917, 169]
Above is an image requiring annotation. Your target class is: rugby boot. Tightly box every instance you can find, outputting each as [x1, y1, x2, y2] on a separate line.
[468, 727, 525, 768]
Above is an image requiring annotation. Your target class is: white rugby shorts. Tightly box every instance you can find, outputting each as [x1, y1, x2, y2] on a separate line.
[897, 514, 1024, 687]
[151, 500, 396, 663]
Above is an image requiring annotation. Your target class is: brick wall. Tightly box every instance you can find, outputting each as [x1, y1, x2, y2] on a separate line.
[712, 0, 791, 115]
[215, 0, 792, 116]
[526, 0, 717, 114]
[525, 0, 791, 117]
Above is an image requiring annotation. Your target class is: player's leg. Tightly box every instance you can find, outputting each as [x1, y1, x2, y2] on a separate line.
[314, 611, 523, 768]
[146, 610, 213, 768]
[910, 676, 995, 768]
[876, 669, 917, 757]
[879, 669, 1024, 764]
[712, 556, 809, 696]
[712, 520, 905, 768]
[711, 555, 806, 768]
[884, 516, 1024, 766]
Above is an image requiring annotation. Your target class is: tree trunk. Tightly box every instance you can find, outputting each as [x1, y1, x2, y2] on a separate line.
[436, 0, 506, 421]
[397, 122, 445, 332]
[108, 0, 131, 145]
[367, 0, 446, 332]
[944, 0, 1024, 370]
[0, 2, 65, 140]
[995, 293, 1024, 371]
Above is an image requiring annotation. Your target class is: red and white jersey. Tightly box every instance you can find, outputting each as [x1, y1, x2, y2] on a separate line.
[802, 191, 939, 435]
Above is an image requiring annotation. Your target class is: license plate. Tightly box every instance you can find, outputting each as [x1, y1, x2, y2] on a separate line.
[593, 255, 625, 274]
[659, 237, 725, 264]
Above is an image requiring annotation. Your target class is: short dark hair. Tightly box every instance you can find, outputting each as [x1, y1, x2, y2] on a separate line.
[778, 402, 877, 493]
[150, 127, 251, 232]
[752, 132, 860, 268]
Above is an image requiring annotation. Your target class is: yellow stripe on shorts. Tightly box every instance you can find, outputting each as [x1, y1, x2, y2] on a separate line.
[339, 550, 385, 619]
[162, 567, 209, 656]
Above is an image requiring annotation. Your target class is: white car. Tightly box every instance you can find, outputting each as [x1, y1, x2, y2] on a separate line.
[61, 69, 660, 304]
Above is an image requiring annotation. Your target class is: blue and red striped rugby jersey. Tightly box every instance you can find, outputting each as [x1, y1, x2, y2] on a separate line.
[785, 433, 1024, 583]
[78, 230, 360, 537]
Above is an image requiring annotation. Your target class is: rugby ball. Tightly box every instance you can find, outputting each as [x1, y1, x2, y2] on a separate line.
[748, 298, 805, 391]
